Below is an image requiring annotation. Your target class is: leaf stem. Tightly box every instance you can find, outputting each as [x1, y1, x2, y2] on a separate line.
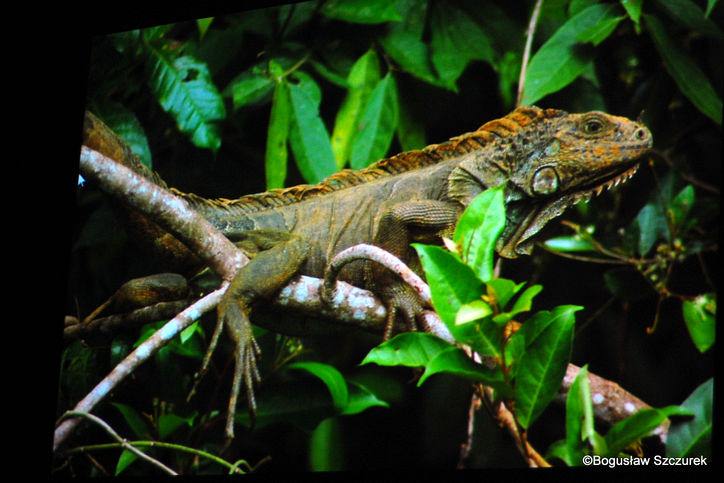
[517, 0, 545, 106]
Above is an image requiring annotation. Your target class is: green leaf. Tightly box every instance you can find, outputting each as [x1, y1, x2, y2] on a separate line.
[396, 94, 426, 151]
[227, 71, 274, 110]
[349, 74, 399, 169]
[179, 321, 200, 345]
[653, 0, 724, 40]
[93, 102, 153, 168]
[331, 50, 382, 168]
[635, 203, 669, 256]
[452, 316, 504, 358]
[509, 285, 543, 316]
[288, 77, 337, 183]
[515, 305, 581, 428]
[288, 361, 349, 410]
[418, 346, 509, 395]
[310, 60, 350, 89]
[486, 278, 526, 310]
[380, 0, 440, 86]
[620, 0, 643, 30]
[523, 4, 623, 105]
[549, 365, 591, 465]
[196, 17, 214, 40]
[412, 245, 484, 327]
[321, 0, 402, 24]
[110, 402, 152, 439]
[544, 235, 595, 253]
[455, 300, 493, 325]
[668, 185, 695, 229]
[158, 412, 194, 440]
[115, 449, 138, 475]
[430, 1, 495, 91]
[667, 378, 712, 458]
[453, 185, 506, 282]
[145, 50, 226, 151]
[705, 0, 719, 17]
[645, 14, 722, 125]
[361, 332, 451, 367]
[341, 381, 390, 415]
[682, 294, 716, 353]
[570, 0, 598, 16]
[605, 406, 693, 456]
[497, 50, 521, 110]
[265, 81, 291, 189]
[310, 417, 344, 471]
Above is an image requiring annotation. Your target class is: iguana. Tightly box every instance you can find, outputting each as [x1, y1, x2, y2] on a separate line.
[80, 105, 652, 439]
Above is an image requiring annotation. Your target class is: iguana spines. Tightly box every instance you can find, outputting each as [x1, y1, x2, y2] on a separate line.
[181, 106, 563, 216]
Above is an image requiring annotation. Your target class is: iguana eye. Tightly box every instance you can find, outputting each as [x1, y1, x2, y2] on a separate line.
[583, 119, 604, 134]
[532, 167, 559, 195]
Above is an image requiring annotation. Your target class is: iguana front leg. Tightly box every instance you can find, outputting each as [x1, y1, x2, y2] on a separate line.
[213, 230, 309, 439]
[371, 200, 462, 339]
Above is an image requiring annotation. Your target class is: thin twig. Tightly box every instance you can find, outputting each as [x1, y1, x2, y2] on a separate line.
[517, 0, 544, 106]
[60, 411, 177, 475]
[62, 440, 252, 474]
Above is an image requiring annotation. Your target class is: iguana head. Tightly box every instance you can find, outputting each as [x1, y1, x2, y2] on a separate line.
[447, 106, 653, 258]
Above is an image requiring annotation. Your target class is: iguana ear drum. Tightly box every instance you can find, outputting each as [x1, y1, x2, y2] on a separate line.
[532, 166, 559, 195]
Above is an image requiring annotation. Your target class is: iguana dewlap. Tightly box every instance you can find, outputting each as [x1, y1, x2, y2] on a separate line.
[81, 105, 653, 438]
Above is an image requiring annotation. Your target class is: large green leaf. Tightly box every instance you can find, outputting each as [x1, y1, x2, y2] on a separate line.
[288, 361, 349, 410]
[620, 0, 643, 31]
[418, 346, 508, 395]
[145, 50, 226, 151]
[668, 184, 695, 230]
[523, 4, 624, 105]
[265, 80, 291, 189]
[321, 0, 402, 24]
[288, 76, 337, 183]
[227, 70, 275, 110]
[341, 381, 390, 415]
[645, 14, 722, 125]
[605, 406, 693, 456]
[349, 74, 399, 169]
[380, 0, 440, 86]
[412, 244, 484, 328]
[309, 417, 344, 471]
[514, 305, 581, 428]
[666, 378, 713, 458]
[548, 365, 591, 465]
[361, 332, 451, 367]
[682, 294, 716, 353]
[430, 1, 495, 91]
[331, 49, 381, 168]
[453, 185, 506, 283]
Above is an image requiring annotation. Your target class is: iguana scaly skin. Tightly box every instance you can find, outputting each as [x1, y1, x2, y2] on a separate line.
[82, 106, 652, 438]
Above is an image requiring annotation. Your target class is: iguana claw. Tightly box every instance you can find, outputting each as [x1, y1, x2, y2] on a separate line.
[218, 294, 261, 440]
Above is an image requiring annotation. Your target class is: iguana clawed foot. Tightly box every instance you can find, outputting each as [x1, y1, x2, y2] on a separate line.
[217, 295, 261, 440]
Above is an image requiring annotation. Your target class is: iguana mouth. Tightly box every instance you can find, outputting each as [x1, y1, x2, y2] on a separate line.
[499, 162, 641, 257]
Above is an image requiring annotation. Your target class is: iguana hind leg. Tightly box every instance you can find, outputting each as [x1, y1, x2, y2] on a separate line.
[212, 230, 309, 439]
[371, 200, 461, 338]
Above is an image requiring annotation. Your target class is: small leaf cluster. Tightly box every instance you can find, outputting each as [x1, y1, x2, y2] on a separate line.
[365, 186, 580, 432]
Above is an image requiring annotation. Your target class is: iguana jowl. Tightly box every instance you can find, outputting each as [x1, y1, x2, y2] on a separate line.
[82, 105, 652, 438]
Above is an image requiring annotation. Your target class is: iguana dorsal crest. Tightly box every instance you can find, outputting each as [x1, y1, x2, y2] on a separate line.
[181, 106, 564, 215]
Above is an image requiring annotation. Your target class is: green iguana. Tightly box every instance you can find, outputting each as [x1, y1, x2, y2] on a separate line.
[80, 105, 652, 439]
